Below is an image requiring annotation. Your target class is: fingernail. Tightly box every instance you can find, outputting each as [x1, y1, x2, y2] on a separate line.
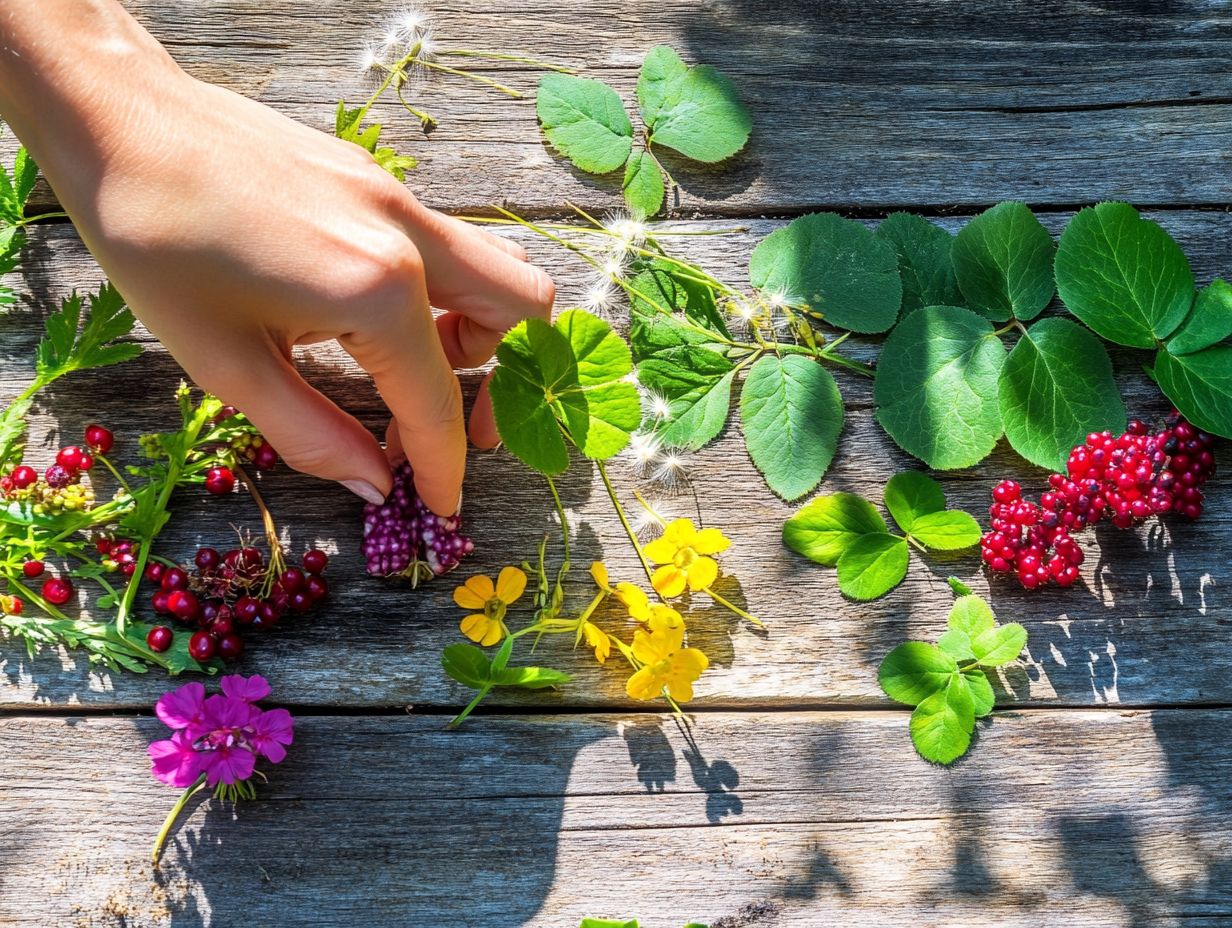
[455, 489, 464, 515]
[342, 479, 386, 506]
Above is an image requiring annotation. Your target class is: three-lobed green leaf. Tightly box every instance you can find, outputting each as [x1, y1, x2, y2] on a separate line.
[997, 316, 1126, 469]
[739, 354, 844, 501]
[835, 533, 910, 600]
[537, 74, 634, 174]
[879, 642, 959, 705]
[442, 643, 571, 692]
[637, 45, 751, 163]
[782, 493, 887, 567]
[749, 213, 903, 334]
[951, 201, 1056, 322]
[874, 305, 1007, 469]
[883, 471, 980, 550]
[1055, 202, 1194, 348]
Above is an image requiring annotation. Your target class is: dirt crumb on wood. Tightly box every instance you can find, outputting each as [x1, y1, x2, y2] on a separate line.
[711, 901, 782, 928]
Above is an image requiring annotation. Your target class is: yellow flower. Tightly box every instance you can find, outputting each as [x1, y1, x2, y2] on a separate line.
[615, 583, 684, 629]
[580, 621, 611, 663]
[625, 622, 709, 703]
[643, 518, 730, 598]
[453, 566, 527, 647]
[590, 561, 612, 591]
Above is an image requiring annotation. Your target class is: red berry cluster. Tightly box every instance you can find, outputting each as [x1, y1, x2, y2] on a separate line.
[982, 414, 1218, 589]
[0, 423, 115, 512]
[143, 546, 329, 663]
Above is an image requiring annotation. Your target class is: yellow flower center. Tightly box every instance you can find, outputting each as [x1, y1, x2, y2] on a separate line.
[483, 597, 507, 620]
[673, 546, 697, 570]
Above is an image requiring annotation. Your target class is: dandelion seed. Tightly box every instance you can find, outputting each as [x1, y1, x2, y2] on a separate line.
[584, 281, 615, 313]
[644, 391, 673, 421]
[356, 44, 385, 75]
[627, 432, 661, 475]
[730, 300, 757, 322]
[395, 8, 428, 36]
[652, 452, 688, 488]
[632, 498, 673, 538]
[604, 212, 648, 248]
[766, 290, 788, 309]
[602, 255, 626, 279]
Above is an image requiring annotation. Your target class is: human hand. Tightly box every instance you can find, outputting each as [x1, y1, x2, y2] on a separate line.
[0, 2, 553, 515]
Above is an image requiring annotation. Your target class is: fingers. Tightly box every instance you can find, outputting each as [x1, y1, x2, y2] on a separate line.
[438, 213, 528, 262]
[202, 343, 393, 505]
[468, 370, 500, 450]
[435, 311, 503, 370]
[340, 255, 467, 517]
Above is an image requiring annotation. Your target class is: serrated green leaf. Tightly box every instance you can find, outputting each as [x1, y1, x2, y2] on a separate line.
[970, 622, 1028, 666]
[1055, 202, 1194, 348]
[1153, 345, 1232, 439]
[909, 510, 982, 550]
[878, 642, 958, 705]
[12, 147, 38, 208]
[555, 310, 641, 459]
[0, 396, 31, 468]
[964, 669, 996, 718]
[937, 628, 976, 663]
[628, 261, 731, 343]
[740, 354, 844, 500]
[441, 643, 493, 690]
[491, 320, 575, 475]
[493, 665, 572, 689]
[622, 150, 665, 217]
[998, 316, 1126, 469]
[374, 147, 417, 181]
[951, 201, 1055, 322]
[637, 346, 734, 449]
[537, 74, 633, 175]
[749, 213, 902, 334]
[883, 470, 946, 534]
[910, 673, 975, 765]
[876, 212, 963, 319]
[1167, 279, 1232, 356]
[836, 533, 909, 600]
[947, 595, 996, 638]
[34, 283, 140, 380]
[637, 45, 751, 163]
[782, 492, 888, 566]
[874, 305, 1007, 470]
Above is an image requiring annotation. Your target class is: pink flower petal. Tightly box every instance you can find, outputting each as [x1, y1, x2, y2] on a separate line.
[202, 743, 256, 786]
[220, 674, 271, 704]
[154, 682, 207, 734]
[249, 708, 294, 764]
[148, 731, 205, 788]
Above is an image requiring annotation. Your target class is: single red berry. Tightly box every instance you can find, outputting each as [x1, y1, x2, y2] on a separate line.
[279, 567, 305, 593]
[188, 631, 218, 662]
[289, 590, 313, 612]
[161, 567, 189, 592]
[302, 549, 328, 575]
[10, 465, 37, 489]
[56, 446, 84, 470]
[84, 424, 114, 453]
[146, 625, 174, 652]
[253, 443, 279, 471]
[254, 599, 282, 628]
[233, 597, 261, 626]
[203, 466, 236, 496]
[144, 562, 165, 584]
[210, 615, 236, 637]
[194, 547, 221, 572]
[167, 590, 201, 621]
[41, 577, 73, 605]
[151, 590, 171, 614]
[2, 595, 23, 615]
[22, 560, 44, 578]
[305, 574, 328, 601]
[44, 464, 72, 488]
[217, 633, 245, 662]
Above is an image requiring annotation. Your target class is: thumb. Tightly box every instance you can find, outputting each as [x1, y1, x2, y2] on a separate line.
[208, 349, 393, 504]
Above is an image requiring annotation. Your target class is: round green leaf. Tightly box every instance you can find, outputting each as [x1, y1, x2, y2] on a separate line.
[836, 533, 909, 601]
[947, 595, 996, 638]
[740, 354, 844, 501]
[637, 45, 751, 163]
[1167, 279, 1232, 356]
[883, 470, 946, 534]
[938, 629, 976, 663]
[998, 316, 1126, 470]
[441, 643, 492, 690]
[782, 492, 888, 566]
[493, 665, 573, 689]
[876, 212, 964, 318]
[909, 510, 982, 550]
[963, 669, 996, 718]
[874, 305, 1007, 470]
[952, 201, 1055, 322]
[909, 674, 976, 765]
[1055, 202, 1194, 348]
[1154, 345, 1232, 439]
[536, 74, 633, 175]
[489, 366, 571, 475]
[878, 641, 959, 705]
[971, 622, 1028, 667]
[749, 213, 903, 334]
[622, 150, 665, 217]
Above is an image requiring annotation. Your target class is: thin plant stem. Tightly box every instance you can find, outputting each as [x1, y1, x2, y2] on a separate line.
[544, 473, 570, 565]
[396, 84, 437, 128]
[15, 211, 69, 227]
[596, 461, 655, 588]
[436, 49, 575, 73]
[234, 463, 286, 581]
[704, 585, 763, 627]
[153, 775, 208, 865]
[448, 685, 492, 729]
[421, 60, 522, 97]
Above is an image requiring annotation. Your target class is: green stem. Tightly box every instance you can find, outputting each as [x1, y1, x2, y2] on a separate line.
[152, 774, 207, 865]
[395, 84, 437, 129]
[596, 461, 655, 588]
[544, 473, 570, 565]
[435, 49, 575, 73]
[905, 534, 928, 554]
[14, 211, 69, 227]
[703, 586, 763, 628]
[421, 60, 522, 96]
[93, 452, 132, 494]
[448, 685, 493, 729]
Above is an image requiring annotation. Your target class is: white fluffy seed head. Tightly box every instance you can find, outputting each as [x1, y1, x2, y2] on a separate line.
[602, 255, 626, 279]
[583, 281, 615, 314]
[652, 452, 688, 488]
[627, 431, 662, 474]
[645, 391, 672, 421]
[356, 44, 386, 75]
[632, 498, 672, 537]
[604, 212, 648, 247]
[395, 8, 429, 36]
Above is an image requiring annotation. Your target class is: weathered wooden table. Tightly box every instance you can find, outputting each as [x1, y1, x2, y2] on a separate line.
[2, 3, 1230, 926]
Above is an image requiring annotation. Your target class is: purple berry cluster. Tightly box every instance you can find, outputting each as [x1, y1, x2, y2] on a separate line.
[362, 462, 474, 583]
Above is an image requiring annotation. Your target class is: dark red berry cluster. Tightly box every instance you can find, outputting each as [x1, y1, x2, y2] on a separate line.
[0, 423, 114, 513]
[143, 546, 330, 662]
[982, 414, 1218, 589]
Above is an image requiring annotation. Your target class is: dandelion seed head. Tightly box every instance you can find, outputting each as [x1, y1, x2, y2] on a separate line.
[652, 452, 688, 488]
[356, 44, 386, 75]
[604, 212, 648, 247]
[416, 31, 437, 59]
[631, 497, 673, 537]
[602, 256, 626, 279]
[731, 300, 757, 322]
[627, 431, 662, 474]
[395, 8, 429, 36]
[584, 281, 615, 313]
[645, 391, 673, 421]
[766, 290, 789, 309]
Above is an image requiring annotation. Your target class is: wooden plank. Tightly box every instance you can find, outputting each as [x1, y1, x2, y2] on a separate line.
[0, 212, 1228, 710]
[1, 709, 1230, 926]
[9, 1, 1232, 213]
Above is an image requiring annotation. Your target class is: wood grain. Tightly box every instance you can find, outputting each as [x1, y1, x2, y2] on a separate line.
[1, 213, 1226, 711]
[2, 709, 1230, 927]
[9, 1, 1232, 215]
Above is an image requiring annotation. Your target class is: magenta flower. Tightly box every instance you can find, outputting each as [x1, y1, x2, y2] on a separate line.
[150, 674, 295, 864]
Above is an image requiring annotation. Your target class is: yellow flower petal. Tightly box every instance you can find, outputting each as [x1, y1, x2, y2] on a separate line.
[666, 676, 696, 703]
[648, 605, 684, 630]
[453, 580, 488, 610]
[582, 622, 610, 664]
[691, 527, 731, 556]
[495, 566, 527, 604]
[643, 535, 678, 565]
[663, 518, 697, 547]
[674, 647, 709, 676]
[589, 561, 610, 590]
[616, 583, 651, 621]
[685, 555, 719, 592]
[629, 628, 658, 666]
[625, 665, 663, 701]
[462, 574, 495, 604]
[652, 565, 688, 599]
[459, 613, 492, 644]
[480, 620, 504, 647]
